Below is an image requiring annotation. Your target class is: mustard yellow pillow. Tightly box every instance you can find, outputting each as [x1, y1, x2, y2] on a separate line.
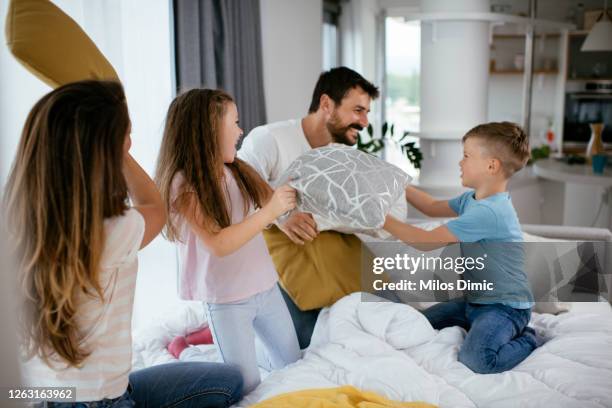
[251, 385, 438, 408]
[5, 0, 118, 88]
[263, 226, 365, 311]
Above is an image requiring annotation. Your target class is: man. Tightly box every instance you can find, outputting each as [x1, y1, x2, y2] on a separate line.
[239, 66, 379, 244]
[238, 66, 379, 348]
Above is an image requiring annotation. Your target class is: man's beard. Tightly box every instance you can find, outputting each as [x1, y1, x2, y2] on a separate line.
[326, 112, 363, 146]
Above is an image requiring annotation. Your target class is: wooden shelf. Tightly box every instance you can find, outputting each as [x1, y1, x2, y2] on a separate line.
[567, 77, 612, 81]
[569, 30, 590, 36]
[403, 12, 575, 31]
[490, 69, 559, 75]
[493, 33, 561, 39]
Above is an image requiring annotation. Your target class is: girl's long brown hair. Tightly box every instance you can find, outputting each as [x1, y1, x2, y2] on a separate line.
[155, 89, 270, 241]
[3, 80, 130, 367]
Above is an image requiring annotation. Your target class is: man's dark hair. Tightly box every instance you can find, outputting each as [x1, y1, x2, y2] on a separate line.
[308, 66, 379, 113]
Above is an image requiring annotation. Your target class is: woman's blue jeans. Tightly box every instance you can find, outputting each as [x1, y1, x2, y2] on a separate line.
[40, 361, 243, 407]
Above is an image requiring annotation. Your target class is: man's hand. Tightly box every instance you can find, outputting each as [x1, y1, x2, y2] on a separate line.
[279, 212, 318, 245]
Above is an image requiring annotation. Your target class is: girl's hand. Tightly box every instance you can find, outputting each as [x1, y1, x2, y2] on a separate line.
[263, 184, 296, 221]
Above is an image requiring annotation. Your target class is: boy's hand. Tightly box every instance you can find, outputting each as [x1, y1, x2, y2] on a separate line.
[383, 215, 458, 251]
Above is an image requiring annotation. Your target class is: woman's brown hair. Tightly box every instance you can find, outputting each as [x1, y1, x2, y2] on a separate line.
[155, 89, 270, 241]
[3, 80, 130, 367]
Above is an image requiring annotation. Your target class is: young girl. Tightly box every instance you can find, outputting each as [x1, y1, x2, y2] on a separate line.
[4, 80, 243, 407]
[155, 89, 301, 394]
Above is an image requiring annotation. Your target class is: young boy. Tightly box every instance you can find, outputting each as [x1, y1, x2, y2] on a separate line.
[383, 122, 538, 374]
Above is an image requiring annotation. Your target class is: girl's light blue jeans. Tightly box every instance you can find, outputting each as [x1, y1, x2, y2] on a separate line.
[205, 284, 301, 394]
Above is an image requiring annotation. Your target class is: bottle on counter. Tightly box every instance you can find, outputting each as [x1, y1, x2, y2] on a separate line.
[545, 118, 556, 151]
[586, 122, 605, 162]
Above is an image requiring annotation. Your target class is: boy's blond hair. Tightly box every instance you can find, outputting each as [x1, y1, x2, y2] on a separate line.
[463, 122, 530, 178]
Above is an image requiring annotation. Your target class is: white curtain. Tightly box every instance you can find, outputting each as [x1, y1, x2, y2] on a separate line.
[0, 0, 181, 331]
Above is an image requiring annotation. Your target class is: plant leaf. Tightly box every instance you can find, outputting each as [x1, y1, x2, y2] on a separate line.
[398, 131, 411, 143]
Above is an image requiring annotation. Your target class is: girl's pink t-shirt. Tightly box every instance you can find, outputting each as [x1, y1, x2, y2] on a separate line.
[170, 166, 278, 303]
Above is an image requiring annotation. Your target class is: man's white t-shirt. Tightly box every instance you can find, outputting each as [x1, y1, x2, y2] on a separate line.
[238, 119, 311, 185]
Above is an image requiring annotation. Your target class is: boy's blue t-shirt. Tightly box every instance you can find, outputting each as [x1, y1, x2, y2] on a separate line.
[446, 191, 534, 309]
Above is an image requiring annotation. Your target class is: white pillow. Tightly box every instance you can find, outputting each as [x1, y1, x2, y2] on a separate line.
[522, 232, 574, 314]
[277, 144, 411, 238]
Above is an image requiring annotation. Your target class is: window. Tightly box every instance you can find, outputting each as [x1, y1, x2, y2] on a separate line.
[323, 0, 341, 70]
[384, 17, 421, 177]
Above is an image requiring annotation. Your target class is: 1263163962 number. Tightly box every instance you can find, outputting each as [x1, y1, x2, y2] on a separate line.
[4, 387, 75, 402]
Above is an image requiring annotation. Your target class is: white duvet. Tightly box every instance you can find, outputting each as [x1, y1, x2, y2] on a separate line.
[239, 294, 612, 408]
[133, 295, 612, 408]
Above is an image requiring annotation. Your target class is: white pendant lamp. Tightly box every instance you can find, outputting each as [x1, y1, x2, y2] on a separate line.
[581, 0, 612, 51]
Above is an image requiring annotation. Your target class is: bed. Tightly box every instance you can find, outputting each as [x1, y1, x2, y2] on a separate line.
[238, 294, 612, 408]
[132, 223, 612, 407]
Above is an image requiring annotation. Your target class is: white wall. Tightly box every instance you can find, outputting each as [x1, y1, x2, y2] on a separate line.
[336, 0, 384, 136]
[381, 0, 420, 16]
[488, 74, 559, 144]
[257, 0, 383, 124]
[340, 0, 380, 82]
[259, 0, 322, 121]
[0, 0, 179, 331]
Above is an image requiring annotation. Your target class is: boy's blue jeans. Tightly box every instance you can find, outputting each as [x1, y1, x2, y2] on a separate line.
[40, 361, 243, 407]
[423, 299, 538, 374]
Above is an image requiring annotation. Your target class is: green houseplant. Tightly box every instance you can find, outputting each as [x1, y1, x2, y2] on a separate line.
[357, 122, 423, 169]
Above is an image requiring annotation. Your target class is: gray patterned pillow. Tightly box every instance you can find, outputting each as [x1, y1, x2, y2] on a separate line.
[276, 144, 411, 237]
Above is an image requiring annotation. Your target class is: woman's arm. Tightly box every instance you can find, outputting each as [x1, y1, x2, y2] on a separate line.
[123, 153, 166, 249]
[178, 185, 295, 257]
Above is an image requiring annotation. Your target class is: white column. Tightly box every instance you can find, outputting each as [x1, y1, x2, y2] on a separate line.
[418, 0, 490, 196]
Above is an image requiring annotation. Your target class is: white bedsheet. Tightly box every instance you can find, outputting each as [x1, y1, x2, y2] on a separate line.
[132, 295, 612, 407]
[132, 301, 219, 370]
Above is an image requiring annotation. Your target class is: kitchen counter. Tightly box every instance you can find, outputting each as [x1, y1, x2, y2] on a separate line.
[531, 158, 612, 230]
[533, 158, 612, 187]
